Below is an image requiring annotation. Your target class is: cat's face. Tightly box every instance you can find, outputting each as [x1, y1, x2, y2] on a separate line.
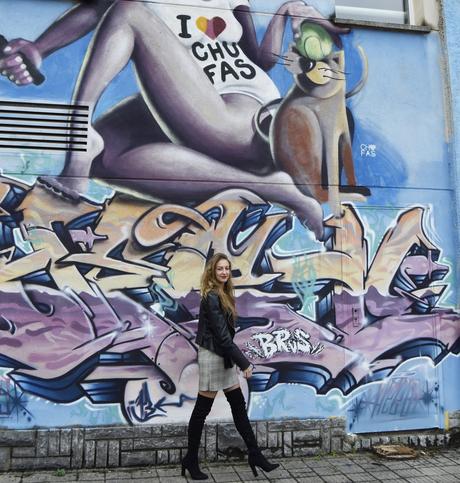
[285, 45, 346, 99]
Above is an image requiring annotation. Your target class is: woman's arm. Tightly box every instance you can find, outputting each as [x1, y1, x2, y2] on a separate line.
[205, 293, 251, 371]
[35, 1, 111, 58]
[0, 1, 111, 85]
[234, 1, 349, 72]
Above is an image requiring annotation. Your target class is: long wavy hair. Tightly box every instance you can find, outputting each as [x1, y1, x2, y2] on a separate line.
[200, 253, 237, 320]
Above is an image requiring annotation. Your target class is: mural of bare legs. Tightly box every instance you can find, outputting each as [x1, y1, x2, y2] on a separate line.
[87, 97, 323, 238]
[35, 1, 347, 240]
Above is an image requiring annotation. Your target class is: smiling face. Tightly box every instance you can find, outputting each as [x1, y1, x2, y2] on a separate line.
[215, 258, 231, 285]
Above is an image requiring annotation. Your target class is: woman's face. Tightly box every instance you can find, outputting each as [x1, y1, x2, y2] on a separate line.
[215, 258, 230, 285]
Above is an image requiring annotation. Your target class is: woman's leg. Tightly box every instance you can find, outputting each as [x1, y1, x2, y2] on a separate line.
[224, 385, 279, 476]
[183, 391, 216, 480]
[96, 142, 324, 239]
[48, 2, 269, 190]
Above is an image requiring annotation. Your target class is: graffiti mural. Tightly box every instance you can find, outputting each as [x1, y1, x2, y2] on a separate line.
[0, 0, 458, 431]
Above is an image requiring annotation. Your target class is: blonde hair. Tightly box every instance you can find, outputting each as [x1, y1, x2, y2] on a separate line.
[200, 253, 237, 320]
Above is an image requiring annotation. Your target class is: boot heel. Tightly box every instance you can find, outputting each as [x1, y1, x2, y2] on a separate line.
[250, 463, 258, 477]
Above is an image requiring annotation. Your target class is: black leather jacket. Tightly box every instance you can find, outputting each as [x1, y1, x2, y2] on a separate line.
[195, 291, 250, 370]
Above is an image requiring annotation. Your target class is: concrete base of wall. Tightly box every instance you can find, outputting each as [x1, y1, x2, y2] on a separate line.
[1, 413, 459, 472]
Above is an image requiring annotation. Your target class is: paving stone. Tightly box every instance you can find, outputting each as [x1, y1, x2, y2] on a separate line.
[306, 458, 333, 467]
[322, 475, 351, 482]
[295, 477, 328, 483]
[442, 465, 460, 474]
[40, 471, 79, 482]
[313, 466, 342, 476]
[418, 466, 447, 476]
[129, 468, 158, 478]
[262, 479, 292, 483]
[367, 470, 400, 480]
[101, 469, 133, 480]
[211, 471, 240, 482]
[380, 461, 412, 470]
[75, 470, 106, 481]
[288, 469, 315, 477]
[5, 445, 460, 483]
[209, 463, 240, 474]
[336, 465, 366, 474]
[343, 473, 377, 481]
[156, 466, 184, 476]
[431, 476, 460, 483]
[155, 477, 189, 483]
[392, 468, 424, 478]
[21, 473, 61, 483]
[261, 467, 290, 478]
[0, 475, 23, 483]
[405, 478, 443, 483]
[281, 459, 308, 469]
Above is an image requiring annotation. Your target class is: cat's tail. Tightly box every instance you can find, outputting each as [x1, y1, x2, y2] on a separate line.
[346, 46, 368, 99]
[254, 97, 283, 144]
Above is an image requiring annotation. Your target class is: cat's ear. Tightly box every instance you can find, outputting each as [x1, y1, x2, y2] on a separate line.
[331, 50, 345, 68]
[284, 44, 303, 75]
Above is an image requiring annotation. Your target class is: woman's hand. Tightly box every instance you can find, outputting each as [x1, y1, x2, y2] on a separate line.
[281, 1, 349, 46]
[0, 38, 42, 86]
[243, 365, 253, 379]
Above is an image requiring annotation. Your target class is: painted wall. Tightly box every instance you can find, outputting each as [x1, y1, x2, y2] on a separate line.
[443, 0, 460, 300]
[0, 0, 458, 434]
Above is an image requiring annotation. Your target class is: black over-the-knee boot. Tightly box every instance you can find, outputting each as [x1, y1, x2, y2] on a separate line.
[182, 394, 214, 480]
[225, 387, 279, 477]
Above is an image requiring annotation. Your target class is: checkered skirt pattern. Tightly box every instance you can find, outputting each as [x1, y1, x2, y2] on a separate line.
[198, 346, 239, 391]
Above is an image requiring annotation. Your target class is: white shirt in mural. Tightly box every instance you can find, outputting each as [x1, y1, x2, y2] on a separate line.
[145, 0, 280, 103]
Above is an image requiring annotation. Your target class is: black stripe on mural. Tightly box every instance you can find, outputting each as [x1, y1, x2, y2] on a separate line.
[0, 144, 86, 152]
[0, 100, 89, 110]
[0, 124, 88, 131]
[0, 101, 89, 152]
[0, 116, 88, 124]
[0, 131, 87, 139]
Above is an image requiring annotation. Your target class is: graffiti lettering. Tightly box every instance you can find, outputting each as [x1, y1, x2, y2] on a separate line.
[245, 328, 324, 359]
[360, 144, 377, 157]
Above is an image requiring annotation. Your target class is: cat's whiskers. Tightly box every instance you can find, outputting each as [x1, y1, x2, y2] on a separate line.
[272, 52, 291, 60]
[319, 67, 349, 76]
[322, 75, 346, 81]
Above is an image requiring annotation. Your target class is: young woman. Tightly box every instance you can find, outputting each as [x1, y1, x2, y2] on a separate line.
[183, 252, 278, 480]
[0, 1, 346, 239]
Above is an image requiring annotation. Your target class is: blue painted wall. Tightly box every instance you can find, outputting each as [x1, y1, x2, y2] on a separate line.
[0, 0, 458, 434]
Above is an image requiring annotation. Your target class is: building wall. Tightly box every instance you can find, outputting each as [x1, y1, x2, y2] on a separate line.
[442, 0, 460, 294]
[0, 0, 458, 434]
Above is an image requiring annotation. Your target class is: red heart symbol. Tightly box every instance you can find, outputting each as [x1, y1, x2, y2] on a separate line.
[196, 16, 227, 40]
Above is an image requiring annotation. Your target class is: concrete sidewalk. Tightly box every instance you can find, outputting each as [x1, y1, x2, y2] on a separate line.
[1, 447, 459, 482]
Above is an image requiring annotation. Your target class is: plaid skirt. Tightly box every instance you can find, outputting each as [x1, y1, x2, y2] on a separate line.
[198, 346, 239, 391]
